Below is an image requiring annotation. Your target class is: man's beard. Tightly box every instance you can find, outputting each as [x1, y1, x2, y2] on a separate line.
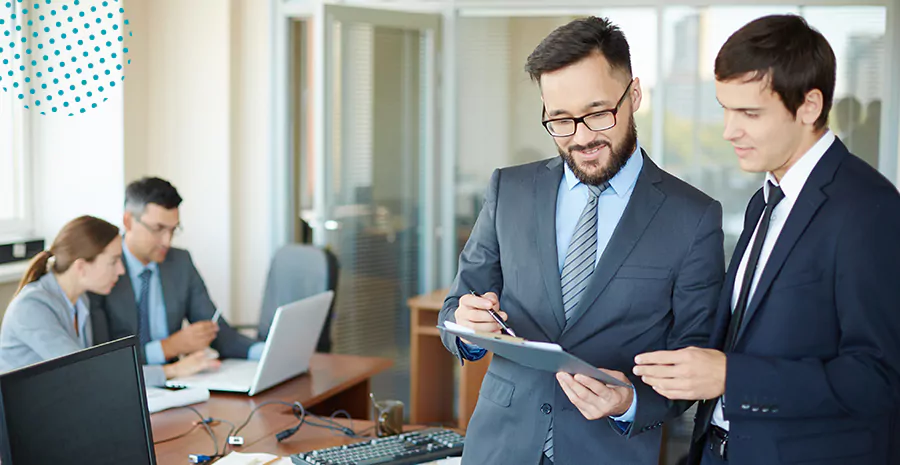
[558, 115, 638, 186]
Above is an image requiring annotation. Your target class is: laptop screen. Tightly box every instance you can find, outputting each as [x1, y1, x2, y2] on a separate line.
[0, 337, 156, 465]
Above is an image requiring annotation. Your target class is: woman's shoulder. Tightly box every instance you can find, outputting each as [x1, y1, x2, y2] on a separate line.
[5, 278, 62, 319]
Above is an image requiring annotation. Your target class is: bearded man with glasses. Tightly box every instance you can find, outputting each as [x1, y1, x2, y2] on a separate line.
[438, 16, 726, 465]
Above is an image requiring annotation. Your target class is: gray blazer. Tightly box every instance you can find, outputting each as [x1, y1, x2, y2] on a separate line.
[439, 153, 725, 465]
[90, 247, 254, 362]
[0, 273, 166, 386]
[0, 273, 93, 371]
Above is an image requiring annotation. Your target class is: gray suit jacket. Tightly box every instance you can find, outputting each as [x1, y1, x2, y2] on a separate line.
[0, 273, 167, 386]
[439, 153, 725, 465]
[90, 247, 254, 362]
[0, 273, 93, 371]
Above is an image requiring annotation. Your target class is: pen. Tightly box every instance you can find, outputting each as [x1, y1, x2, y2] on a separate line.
[211, 308, 222, 324]
[469, 290, 517, 337]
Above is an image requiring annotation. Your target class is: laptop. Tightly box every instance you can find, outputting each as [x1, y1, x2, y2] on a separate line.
[166, 290, 334, 396]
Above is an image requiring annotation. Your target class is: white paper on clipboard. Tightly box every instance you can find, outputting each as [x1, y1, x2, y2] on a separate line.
[440, 323, 631, 388]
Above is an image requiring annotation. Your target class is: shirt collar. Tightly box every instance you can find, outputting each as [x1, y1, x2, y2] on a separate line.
[122, 239, 158, 279]
[46, 272, 72, 308]
[46, 272, 86, 316]
[764, 130, 835, 202]
[563, 140, 644, 198]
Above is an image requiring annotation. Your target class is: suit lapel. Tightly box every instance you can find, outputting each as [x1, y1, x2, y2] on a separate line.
[158, 257, 182, 333]
[535, 158, 566, 336]
[111, 257, 139, 332]
[561, 152, 665, 344]
[734, 141, 845, 344]
[712, 190, 763, 349]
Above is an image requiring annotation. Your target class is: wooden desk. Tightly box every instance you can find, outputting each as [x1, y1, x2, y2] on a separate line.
[151, 353, 392, 464]
[408, 289, 491, 430]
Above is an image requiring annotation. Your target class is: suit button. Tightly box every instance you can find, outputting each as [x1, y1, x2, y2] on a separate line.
[541, 403, 552, 415]
[741, 404, 750, 410]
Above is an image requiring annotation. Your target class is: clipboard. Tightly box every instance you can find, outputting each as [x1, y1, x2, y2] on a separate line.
[439, 324, 631, 388]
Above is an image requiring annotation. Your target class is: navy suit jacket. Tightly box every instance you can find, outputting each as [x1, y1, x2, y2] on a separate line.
[690, 139, 900, 465]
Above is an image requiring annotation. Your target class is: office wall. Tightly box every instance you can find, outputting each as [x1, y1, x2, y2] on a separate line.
[123, 0, 272, 324]
[0, 283, 15, 318]
[31, 100, 126, 239]
[230, 0, 273, 325]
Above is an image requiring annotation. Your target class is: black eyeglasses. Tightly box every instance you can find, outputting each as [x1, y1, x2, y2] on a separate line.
[136, 217, 182, 238]
[542, 80, 634, 137]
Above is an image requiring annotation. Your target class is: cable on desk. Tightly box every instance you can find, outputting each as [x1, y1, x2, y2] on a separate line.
[213, 418, 237, 456]
[277, 402, 361, 441]
[230, 400, 297, 439]
[167, 405, 223, 463]
[153, 422, 201, 445]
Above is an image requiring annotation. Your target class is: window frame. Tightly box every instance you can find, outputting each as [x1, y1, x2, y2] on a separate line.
[0, 2, 35, 240]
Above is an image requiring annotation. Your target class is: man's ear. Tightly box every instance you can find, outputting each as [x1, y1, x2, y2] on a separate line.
[123, 211, 134, 232]
[630, 77, 643, 113]
[798, 88, 825, 127]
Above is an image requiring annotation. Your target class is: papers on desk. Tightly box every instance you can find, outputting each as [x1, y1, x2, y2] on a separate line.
[215, 452, 292, 465]
[145, 386, 210, 414]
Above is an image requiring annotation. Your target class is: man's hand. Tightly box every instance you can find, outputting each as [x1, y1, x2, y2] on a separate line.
[163, 350, 221, 379]
[633, 347, 727, 400]
[161, 321, 219, 359]
[556, 369, 633, 420]
[454, 292, 506, 344]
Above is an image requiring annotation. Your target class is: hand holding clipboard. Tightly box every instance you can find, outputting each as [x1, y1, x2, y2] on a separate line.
[441, 322, 630, 388]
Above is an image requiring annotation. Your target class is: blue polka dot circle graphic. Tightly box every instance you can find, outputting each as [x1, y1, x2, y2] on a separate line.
[0, 0, 132, 116]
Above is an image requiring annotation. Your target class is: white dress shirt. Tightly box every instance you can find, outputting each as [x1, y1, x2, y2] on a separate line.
[713, 130, 835, 430]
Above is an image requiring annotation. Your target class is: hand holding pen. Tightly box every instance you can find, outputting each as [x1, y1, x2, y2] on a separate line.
[453, 290, 517, 338]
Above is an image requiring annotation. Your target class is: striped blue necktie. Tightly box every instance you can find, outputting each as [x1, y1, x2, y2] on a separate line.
[544, 181, 608, 463]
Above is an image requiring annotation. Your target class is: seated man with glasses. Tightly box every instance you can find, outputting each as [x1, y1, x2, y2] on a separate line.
[90, 177, 263, 380]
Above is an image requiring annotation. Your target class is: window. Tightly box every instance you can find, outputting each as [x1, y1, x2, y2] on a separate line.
[0, 2, 32, 239]
[661, 6, 886, 259]
[454, 10, 658, 255]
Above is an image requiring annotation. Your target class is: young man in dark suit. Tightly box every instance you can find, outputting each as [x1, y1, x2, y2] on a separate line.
[635, 15, 900, 465]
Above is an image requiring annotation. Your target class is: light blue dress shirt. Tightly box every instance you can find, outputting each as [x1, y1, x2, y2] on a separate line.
[122, 243, 264, 363]
[556, 143, 643, 424]
[458, 142, 645, 424]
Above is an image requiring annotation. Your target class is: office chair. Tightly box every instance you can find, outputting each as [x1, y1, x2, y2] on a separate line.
[236, 244, 339, 353]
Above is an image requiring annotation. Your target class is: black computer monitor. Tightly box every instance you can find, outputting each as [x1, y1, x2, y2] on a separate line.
[0, 336, 156, 465]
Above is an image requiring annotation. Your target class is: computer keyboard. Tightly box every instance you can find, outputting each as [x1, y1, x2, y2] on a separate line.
[291, 428, 464, 465]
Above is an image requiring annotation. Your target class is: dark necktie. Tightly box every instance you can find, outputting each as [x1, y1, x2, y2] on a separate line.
[697, 181, 787, 435]
[723, 181, 785, 351]
[137, 269, 152, 347]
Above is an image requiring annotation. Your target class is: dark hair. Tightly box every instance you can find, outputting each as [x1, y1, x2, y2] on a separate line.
[124, 177, 183, 216]
[525, 16, 632, 84]
[715, 14, 835, 131]
[16, 216, 120, 296]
